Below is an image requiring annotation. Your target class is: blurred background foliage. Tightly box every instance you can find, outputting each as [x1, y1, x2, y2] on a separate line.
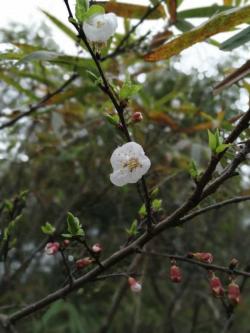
[0, 1, 250, 332]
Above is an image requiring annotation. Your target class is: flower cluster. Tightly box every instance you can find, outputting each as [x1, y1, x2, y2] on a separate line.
[110, 142, 151, 187]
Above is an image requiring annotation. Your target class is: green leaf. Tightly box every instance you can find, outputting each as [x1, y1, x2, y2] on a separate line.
[41, 222, 56, 235]
[61, 233, 73, 239]
[175, 19, 194, 32]
[82, 5, 105, 22]
[152, 199, 162, 211]
[216, 143, 231, 153]
[151, 187, 159, 197]
[208, 129, 218, 152]
[3, 215, 22, 241]
[178, 5, 233, 19]
[104, 113, 119, 126]
[41, 10, 81, 46]
[75, 0, 89, 23]
[126, 220, 138, 236]
[16, 51, 60, 65]
[139, 204, 146, 218]
[119, 77, 142, 99]
[16, 51, 94, 69]
[145, 5, 250, 61]
[220, 25, 250, 51]
[66, 212, 85, 237]
[0, 71, 38, 100]
[188, 160, 198, 178]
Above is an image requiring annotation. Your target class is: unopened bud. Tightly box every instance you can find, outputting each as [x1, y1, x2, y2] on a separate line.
[76, 257, 93, 269]
[190, 252, 213, 264]
[63, 240, 70, 247]
[128, 277, 142, 293]
[228, 281, 240, 305]
[229, 258, 239, 270]
[132, 112, 143, 123]
[92, 243, 102, 254]
[44, 242, 60, 255]
[170, 264, 182, 283]
[210, 274, 224, 297]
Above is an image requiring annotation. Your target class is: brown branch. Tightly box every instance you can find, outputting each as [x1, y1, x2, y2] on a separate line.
[137, 250, 250, 278]
[5, 108, 250, 324]
[0, 73, 78, 130]
[59, 249, 74, 285]
[2, 0, 250, 324]
[180, 195, 250, 225]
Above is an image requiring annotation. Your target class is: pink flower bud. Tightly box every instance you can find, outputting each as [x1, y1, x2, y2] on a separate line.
[190, 252, 213, 264]
[44, 242, 60, 255]
[132, 112, 143, 123]
[92, 243, 102, 254]
[63, 240, 70, 247]
[128, 277, 142, 293]
[228, 281, 240, 305]
[170, 264, 182, 283]
[76, 257, 93, 269]
[210, 274, 224, 297]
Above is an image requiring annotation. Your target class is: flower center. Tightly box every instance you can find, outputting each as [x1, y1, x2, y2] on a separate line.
[96, 20, 105, 28]
[123, 158, 141, 172]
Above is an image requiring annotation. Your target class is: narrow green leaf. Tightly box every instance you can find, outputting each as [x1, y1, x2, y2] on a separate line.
[41, 10, 79, 44]
[139, 204, 146, 218]
[208, 129, 217, 152]
[0, 71, 38, 100]
[178, 5, 233, 19]
[220, 25, 250, 51]
[188, 160, 198, 178]
[175, 19, 194, 32]
[145, 5, 250, 61]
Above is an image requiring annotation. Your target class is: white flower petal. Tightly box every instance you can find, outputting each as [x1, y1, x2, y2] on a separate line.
[110, 147, 125, 169]
[110, 170, 129, 187]
[140, 156, 151, 173]
[122, 142, 145, 156]
[109, 142, 151, 186]
[83, 13, 118, 43]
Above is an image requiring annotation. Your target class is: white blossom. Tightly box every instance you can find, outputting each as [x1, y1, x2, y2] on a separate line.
[110, 142, 151, 187]
[83, 13, 118, 43]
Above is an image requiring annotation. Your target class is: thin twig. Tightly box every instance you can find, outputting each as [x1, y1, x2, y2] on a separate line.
[137, 250, 250, 278]
[0, 74, 78, 130]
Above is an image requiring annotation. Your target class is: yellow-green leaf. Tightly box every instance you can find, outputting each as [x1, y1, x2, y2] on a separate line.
[97, 1, 165, 19]
[144, 5, 250, 62]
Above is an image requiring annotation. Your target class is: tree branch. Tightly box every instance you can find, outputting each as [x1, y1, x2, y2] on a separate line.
[0, 74, 78, 130]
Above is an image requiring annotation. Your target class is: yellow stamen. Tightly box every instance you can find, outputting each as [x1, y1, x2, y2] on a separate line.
[123, 158, 141, 172]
